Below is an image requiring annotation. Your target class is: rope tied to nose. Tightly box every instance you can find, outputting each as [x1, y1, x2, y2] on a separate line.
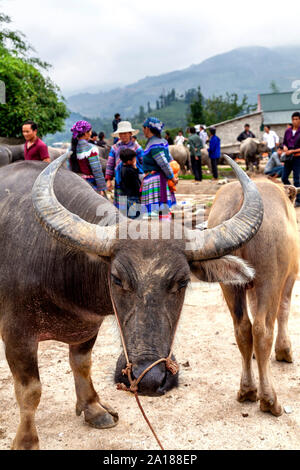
[108, 270, 181, 451]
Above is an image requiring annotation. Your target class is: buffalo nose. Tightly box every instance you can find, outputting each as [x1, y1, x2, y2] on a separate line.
[132, 362, 167, 396]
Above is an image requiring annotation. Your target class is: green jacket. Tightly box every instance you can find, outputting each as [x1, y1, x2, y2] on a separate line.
[188, 134, 203, 157]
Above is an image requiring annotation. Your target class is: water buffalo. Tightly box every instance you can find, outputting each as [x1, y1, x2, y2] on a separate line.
[0, 155, 264, 449]
[0, 144, 24, 167]
[169, 145, 212, 175]
[0, 144, 66, 167]
[240, 138, 268, 172]
[201, 148, 212, 173]
[207, 180, 299, 416]
[169, 144, 191, 174]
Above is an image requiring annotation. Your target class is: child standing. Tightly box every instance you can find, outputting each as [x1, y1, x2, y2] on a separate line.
[116, 148, 142, 219]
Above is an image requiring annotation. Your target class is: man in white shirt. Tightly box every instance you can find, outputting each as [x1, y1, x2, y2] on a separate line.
[174, 130, 186, 145]
[263, 125, 279, 156]
[199, 125, 208, 148]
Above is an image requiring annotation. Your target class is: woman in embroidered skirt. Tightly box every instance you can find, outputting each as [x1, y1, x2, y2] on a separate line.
[141, 117, 177, 218]
[70, 120, 107, 195]
[105, 121, 144, 209]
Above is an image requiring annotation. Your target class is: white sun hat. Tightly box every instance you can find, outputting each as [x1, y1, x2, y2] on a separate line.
[111, 121, 139, 137]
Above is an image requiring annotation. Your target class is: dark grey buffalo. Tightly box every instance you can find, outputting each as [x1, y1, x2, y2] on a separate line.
[0, 155, 263, 449]
[240, 138, 268, 172]
[0, 144, 24, 167]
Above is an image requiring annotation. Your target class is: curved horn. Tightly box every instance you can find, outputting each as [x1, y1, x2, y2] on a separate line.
[32, 151, 116, 256]
[185, 155, 264, 261]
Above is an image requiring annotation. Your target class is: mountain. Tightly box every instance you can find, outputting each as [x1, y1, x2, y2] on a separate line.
[66, 46, 300, 119]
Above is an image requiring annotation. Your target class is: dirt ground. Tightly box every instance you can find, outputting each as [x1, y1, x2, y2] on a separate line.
[0, 176, 299, 450]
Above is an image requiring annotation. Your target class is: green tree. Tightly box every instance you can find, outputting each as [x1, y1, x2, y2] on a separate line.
[203, 93, 252, 126]
[0, 13, 68, 137]
[138, 105, 146, 121]
[187, 87, 205, 125]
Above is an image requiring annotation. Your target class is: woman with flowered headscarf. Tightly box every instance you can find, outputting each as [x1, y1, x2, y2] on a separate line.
[70, 120, 107, 195]
[141, 117, 177, 218]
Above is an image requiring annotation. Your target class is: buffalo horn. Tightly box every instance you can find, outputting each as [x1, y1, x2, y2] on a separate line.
[185, 155, 264, 260]
[32, 151, 116, 256]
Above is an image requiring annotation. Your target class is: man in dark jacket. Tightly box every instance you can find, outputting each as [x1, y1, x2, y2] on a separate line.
[282, 111, 300, 207]
[112, 113, 121, 144]
[208, 127, 221, 181]
[237, 124, 255, 142]
[188, 127, 203, 182]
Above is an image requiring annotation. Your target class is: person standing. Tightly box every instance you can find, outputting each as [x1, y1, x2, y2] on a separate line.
[208, 127, 221, 181]
[116, 148, 141, 219]
[105, 121, 143, 208]
[237, 124, 255, 142]
[165, 131, 174, 145]
[199, 125, 208, 148]
[97, 132, 107, 148]
[22, 120, 50, 162]
[142, 117, 177, 218]
[89, 131, 99, 144]
[188, 126, 203, 182]
[112, 113, 121, 144]
[70, 120, 106, 195]
[282, 111, 300, 207]
[174, 130, 186, 145]
[263, 125, 279, 156]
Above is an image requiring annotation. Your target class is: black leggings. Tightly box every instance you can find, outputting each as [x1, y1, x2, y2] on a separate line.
[210, 158, 219, 179]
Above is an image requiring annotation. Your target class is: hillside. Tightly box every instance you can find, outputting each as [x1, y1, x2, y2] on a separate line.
[66, 45, 300, 118]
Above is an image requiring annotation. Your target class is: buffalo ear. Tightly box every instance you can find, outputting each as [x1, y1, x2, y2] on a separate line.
[190, 255, 255, 285]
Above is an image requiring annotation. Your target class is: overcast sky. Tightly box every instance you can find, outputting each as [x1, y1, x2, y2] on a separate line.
[2, 0, 300, 96]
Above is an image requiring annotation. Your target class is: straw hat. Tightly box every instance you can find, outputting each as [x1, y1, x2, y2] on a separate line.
[111, 121, 139, 137]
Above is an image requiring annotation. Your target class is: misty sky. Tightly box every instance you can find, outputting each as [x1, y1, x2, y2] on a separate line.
[2, 0, 300, 96]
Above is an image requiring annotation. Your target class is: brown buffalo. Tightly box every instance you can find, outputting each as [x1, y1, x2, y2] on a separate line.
[205, 180, 299, 416]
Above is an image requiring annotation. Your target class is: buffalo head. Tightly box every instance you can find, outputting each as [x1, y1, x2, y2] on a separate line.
[31, 153, 263, 397]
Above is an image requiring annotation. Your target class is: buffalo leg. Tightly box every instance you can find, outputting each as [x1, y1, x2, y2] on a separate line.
[252, 287, 282, 416]
[69, 335, 118, 429]
[3, 336, 41, 450]
[221, 285, 257, 402]
[275, 275, 296, 363]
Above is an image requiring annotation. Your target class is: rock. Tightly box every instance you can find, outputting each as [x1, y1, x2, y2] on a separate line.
[182, 361, 190, 368]
[284, 406, 293, 414]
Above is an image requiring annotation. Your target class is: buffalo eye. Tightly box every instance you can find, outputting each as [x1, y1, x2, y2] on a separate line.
[177, 279, 189, 291]
[169, 278, 189, 293]
[111, 273, 123, 288]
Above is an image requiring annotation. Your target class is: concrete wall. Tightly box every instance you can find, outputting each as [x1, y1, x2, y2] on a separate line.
[212, 112, 263, 153]
[211, 113, 288, 153]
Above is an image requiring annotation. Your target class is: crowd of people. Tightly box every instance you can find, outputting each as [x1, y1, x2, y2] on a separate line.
[171, 125, 221, 181]
[20, 110, 300, 215]
[71, 116, 178, 220]
[65, 117, 223, 218]
[236, 114, 300, 207]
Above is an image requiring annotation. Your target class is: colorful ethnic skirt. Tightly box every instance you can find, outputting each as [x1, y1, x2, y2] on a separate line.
[141, 172, 176, 217]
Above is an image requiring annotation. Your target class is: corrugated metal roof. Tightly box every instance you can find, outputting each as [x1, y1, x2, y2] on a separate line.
[263, 110, 293, 125]
[260, 92, 299, 112]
